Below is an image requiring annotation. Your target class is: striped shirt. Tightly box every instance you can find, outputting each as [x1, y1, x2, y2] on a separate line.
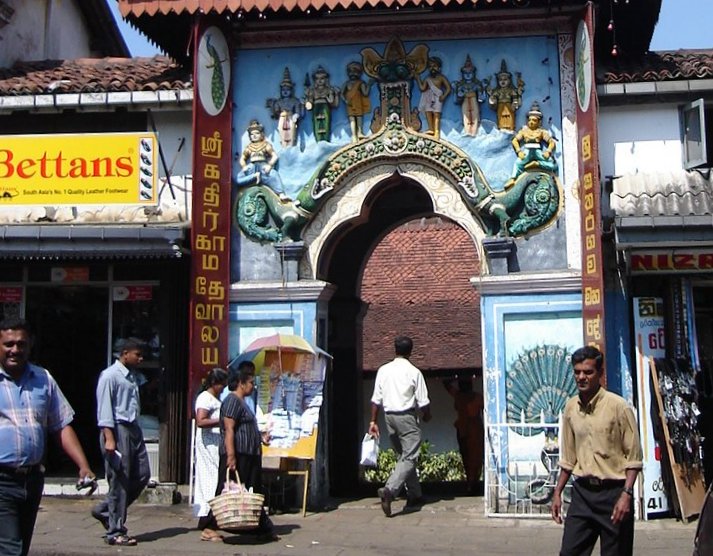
[219, 393, 261, 456]
[0, 363, 75, 467]
[96, 360, 141, 428]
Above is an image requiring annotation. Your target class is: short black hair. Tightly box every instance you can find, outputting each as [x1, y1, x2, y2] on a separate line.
[117, 337, 146, 354]
[571, 345, 604, 371]
[394, 336, 413, 357]
[0, 318, 32, 336]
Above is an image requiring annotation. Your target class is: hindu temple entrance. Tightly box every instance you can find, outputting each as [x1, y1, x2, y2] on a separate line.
[317, 175, 483, 496]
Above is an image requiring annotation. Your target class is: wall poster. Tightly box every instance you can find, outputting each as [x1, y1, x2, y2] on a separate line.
[633, 297, 669, 518]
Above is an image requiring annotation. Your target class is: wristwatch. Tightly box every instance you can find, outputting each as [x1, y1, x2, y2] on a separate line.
[622, 486, 634, 496]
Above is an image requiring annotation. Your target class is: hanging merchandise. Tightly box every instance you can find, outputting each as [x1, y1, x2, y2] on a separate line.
[651, 358, 707, 522]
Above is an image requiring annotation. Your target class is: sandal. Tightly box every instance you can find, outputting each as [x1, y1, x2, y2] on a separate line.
[105, 534, 138, 546]
[200, 530, 224, 542]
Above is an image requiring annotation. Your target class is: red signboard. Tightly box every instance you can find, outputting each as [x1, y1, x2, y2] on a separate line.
[0, 287, 22, 303]
[188, 18, 232, 408]
[630, 250, 713, 273]
[575, 3, 606, 356]
[113, 285, 154, 301]
[50, 267, 89, 283]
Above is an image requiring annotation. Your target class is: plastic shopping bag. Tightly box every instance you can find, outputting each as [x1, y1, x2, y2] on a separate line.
[359, 433, 379, 467]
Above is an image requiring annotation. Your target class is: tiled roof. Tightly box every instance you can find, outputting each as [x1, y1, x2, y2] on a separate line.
[119, 0, 505, 16]
[0, 57, 191, 96]
[611, 170, 713, 218]
[598, 49, 713, 84]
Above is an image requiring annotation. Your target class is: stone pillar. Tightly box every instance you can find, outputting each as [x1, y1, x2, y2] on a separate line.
[274, 241, 306, 282]
[482, 237, 516, 275]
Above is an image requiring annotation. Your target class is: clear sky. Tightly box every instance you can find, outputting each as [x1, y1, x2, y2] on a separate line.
[109, 0, 713, 57]
[649, 0, 713, 51]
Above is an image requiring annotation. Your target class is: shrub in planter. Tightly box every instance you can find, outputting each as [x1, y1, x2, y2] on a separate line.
[363, 440, 466, 483]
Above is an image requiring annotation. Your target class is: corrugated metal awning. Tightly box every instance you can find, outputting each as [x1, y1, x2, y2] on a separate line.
[611, 169, 713, 249]
[0, 225, 187, 260]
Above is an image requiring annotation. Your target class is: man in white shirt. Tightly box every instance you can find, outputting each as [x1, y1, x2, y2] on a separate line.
[369, 336, 431, 517]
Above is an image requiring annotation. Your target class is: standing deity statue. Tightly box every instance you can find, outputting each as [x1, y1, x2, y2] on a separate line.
[236, 120, 288, 201]
[453, 55, 485, 136]
[415, 56, 451, 139]
[304, 66, 340, 142]
[341, 61, 373, 143]
[506, 102, 558, 188]
[265, 67, 305, 148]
[486, 60, 525, 132]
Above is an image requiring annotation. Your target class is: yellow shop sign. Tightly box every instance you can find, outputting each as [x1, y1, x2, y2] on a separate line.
[0, 132, 158, 205]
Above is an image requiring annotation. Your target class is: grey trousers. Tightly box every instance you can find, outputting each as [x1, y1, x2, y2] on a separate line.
[93, 422, 151, 539]
[384, 411, 422, 498]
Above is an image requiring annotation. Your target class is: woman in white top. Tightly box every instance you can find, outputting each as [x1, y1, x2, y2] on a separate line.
[194, 368, 228, 542]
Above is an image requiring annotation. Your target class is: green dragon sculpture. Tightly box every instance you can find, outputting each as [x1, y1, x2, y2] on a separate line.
[235, 38, 561, 243]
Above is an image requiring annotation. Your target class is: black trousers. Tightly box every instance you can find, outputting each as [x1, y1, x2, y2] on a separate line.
[560, 480, 634, 556]
[0, 467, 44, 556]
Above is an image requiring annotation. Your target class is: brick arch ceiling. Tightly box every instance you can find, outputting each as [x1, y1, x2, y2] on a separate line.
[360, 216, 481, 373]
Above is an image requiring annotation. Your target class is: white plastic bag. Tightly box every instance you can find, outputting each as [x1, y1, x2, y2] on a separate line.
[359, 433, 379, 467]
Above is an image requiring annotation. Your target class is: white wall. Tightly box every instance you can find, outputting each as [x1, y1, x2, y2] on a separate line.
[0, 0, 93, 67]
[598, 104, 683, 178]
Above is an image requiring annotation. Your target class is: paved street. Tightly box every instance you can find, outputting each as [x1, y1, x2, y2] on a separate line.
[30, 494, 698, 556]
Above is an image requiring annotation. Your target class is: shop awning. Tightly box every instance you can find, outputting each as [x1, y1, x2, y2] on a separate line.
[0, 225, 188, 260]
[611, 170, 713, 249]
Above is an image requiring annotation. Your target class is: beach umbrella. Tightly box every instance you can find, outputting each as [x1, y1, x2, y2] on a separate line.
[228, 332, 324, 371]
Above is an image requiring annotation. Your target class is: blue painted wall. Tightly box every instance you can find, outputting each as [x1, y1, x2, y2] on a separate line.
[232, 35, 563, 199]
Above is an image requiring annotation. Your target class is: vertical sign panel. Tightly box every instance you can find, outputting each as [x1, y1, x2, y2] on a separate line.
[633, 297, 669, 518]
[189, 19, 232, 408]
[575, 3, 605, 356]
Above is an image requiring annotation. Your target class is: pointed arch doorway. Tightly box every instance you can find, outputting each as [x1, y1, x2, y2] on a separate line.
[308, 172, 483, 496]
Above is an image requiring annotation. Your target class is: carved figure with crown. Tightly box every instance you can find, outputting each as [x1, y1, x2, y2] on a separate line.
[266, 67, 305, 148]
[506, 101, 558, 188]
[236, 120, 288, 201]
[453, 54, 485, 136]
[304, 66, 340, 142]
[486, 60, 525, 131]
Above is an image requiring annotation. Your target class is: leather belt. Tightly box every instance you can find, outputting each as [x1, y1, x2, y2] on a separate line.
[0, 464, 43, 476]
[576, 477, 625, 490]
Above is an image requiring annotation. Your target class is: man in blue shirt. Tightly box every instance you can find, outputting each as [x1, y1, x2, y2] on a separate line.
[0, 318, 95, 556]
[92, 337, 151, 547]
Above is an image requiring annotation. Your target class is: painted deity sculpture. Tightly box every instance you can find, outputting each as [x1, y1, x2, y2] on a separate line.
[486, 60, 524, 132]
[341, 61, 373, 143]
[236, 120, 287, 201]
[304, 66, 340, 142]
[415, 56, 451, 139]
[361, 37, 428, 133]
[265, 67, 305, 148]
[235, 39, 561, 244]
[506, 102, 558, 188]
[453, 55, 485, 136]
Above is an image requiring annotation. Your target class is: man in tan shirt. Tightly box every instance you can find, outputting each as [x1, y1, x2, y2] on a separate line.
[551, 346, 643, 556]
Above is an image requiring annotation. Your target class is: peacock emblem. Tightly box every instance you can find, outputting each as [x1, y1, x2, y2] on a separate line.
[505, 344, 576, 436]
[205, 34, 226, 111]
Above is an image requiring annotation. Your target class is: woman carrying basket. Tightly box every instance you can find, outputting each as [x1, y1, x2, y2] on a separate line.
[194, 368, 228, 542]
[204, 361, 278, 542]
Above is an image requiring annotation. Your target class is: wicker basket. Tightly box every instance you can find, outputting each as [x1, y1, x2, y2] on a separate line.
[208, 470, 265, 530]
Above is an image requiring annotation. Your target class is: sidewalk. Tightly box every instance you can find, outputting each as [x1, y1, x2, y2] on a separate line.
[30, 494, 698, 556]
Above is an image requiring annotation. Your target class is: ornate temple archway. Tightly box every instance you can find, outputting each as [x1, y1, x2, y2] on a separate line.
[300, 160, 487, 281]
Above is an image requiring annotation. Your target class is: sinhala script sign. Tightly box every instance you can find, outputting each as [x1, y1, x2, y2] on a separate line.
[0, 132, 158, 206]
